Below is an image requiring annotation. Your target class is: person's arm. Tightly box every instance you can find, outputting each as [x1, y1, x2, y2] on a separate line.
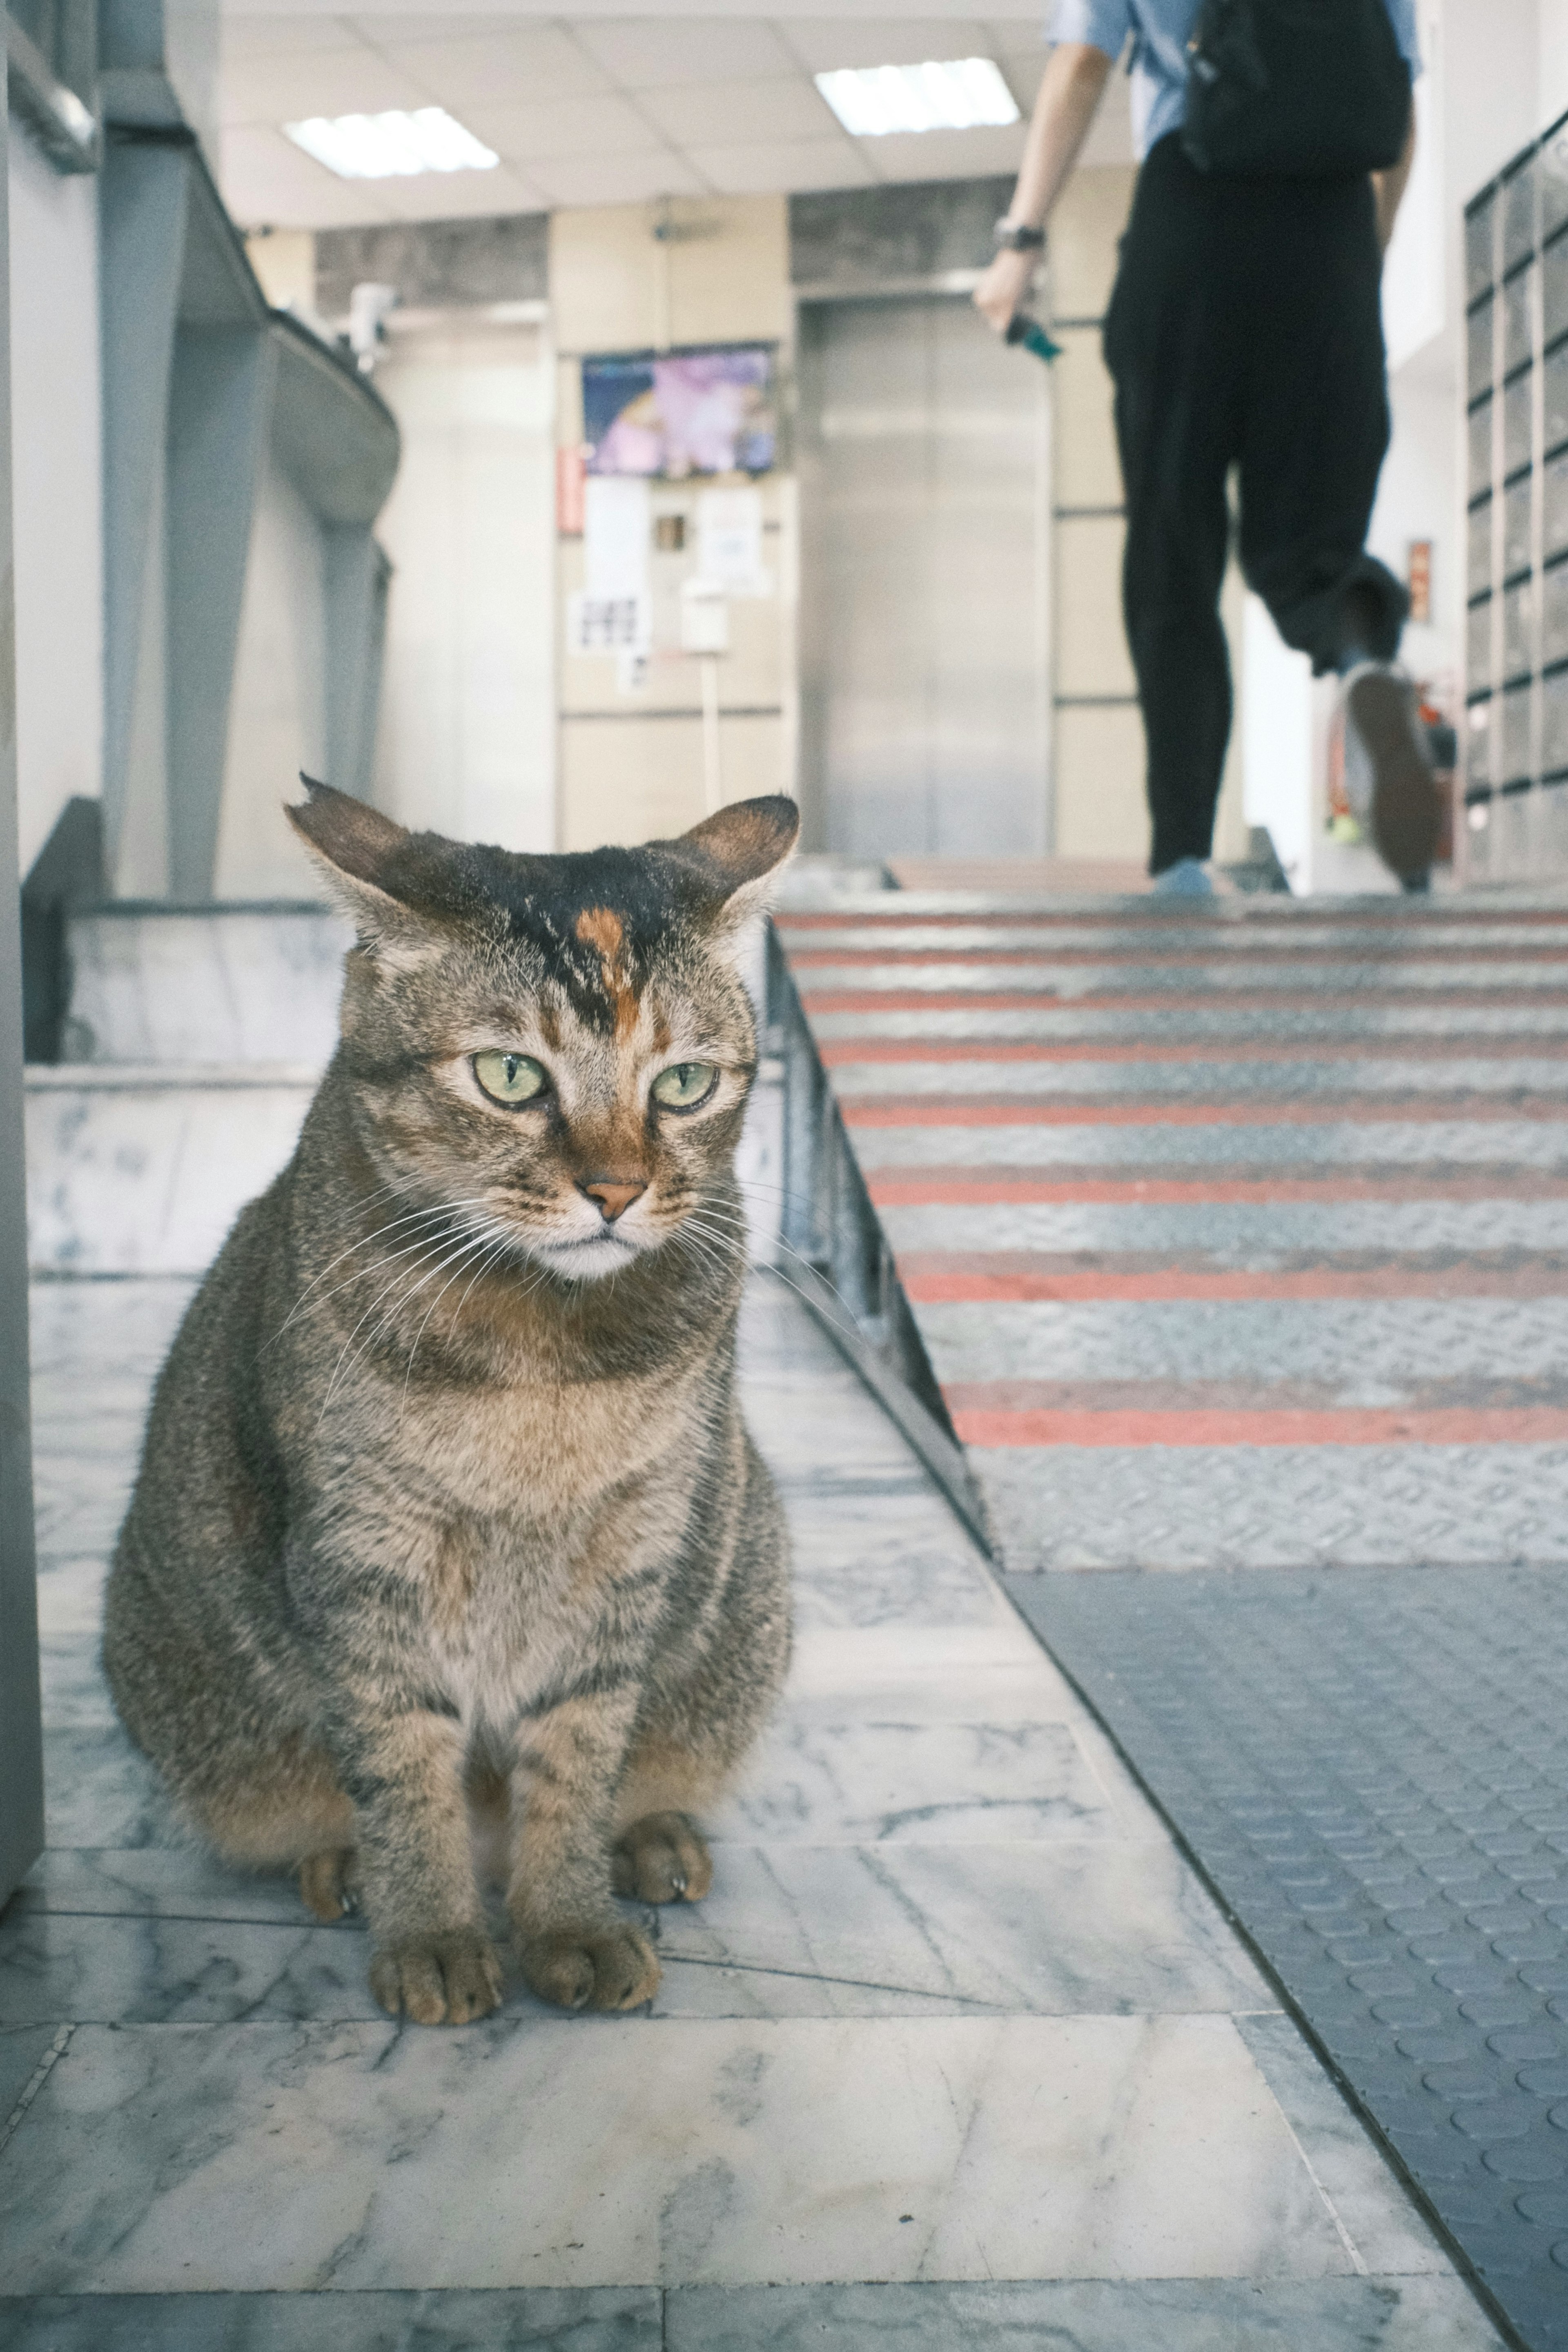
[973, 42, 1114, 334]
[1372, 99, 1416, 253]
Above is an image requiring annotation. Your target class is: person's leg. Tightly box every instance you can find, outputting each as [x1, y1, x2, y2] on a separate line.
[1105, 139, 1238, 877]
[1235, 172, 1437, 883]
[1235, 172, 1397, 664]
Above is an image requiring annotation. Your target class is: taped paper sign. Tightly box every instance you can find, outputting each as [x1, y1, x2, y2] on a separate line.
[567, 592, 651, 655]
[697, 487, 769, 597]
[583, 476, 650, 599]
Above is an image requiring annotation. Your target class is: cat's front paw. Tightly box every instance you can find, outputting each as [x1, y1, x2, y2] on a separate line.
[519, 1922, 661, 2011]
[368, 1926, 503, 2025]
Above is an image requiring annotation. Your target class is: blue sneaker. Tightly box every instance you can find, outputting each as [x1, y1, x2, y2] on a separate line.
[1151, 856, 1214, 897]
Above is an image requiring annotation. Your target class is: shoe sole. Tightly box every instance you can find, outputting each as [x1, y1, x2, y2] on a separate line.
[1345, 672, 1442, 886]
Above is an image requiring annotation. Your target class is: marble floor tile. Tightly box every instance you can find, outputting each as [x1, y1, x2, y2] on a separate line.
[781, 1624, 1084, 1719]
[653, 1842, 1270, 2018]
[782, 1492, 1002, 1631]
[663, 2276, 1507, 2350]
[32, 1557, 108, 1640]
[42, 1726, 178, 1849]
[1234, 2013, 1455, 2279]
[0, 2016, 1348, 2293]
[17, 1847, 316, 1924]
[4, 1843, 1267, 2027]
[0, 2022, 63, 2119]
[0, 2289, 660, 2351]
[38, 1634, 115, 1729]
[0, 1907, 384, 2027]
[713, 1715, 1117, 1845]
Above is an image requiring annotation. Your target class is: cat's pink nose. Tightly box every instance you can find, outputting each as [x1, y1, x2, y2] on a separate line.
[581, 1178, 646, 1223]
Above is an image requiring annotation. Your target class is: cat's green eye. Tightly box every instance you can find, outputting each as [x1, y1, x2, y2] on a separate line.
[473, 1050, 548, 1107]
[651, 1060, 719, 1111]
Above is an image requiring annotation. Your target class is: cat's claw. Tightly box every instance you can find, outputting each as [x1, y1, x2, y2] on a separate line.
[520, 1923, 661, 2011]
[368, 1927, 503, 2025]
[612, 1811, 713, 1904]
[299, 1847, 359, 1921]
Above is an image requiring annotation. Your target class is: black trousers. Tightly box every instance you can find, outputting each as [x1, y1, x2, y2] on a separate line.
[1103, 134, 1407, 873]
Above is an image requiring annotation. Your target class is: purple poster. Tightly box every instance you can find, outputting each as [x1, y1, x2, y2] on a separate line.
[583, 347, 775, 479]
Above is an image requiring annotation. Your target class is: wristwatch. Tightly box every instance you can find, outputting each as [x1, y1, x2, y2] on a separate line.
[993, 218, 1046, 252]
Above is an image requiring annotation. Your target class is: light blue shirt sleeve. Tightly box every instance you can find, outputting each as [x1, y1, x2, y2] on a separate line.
[1045, 0, 1134, 61]
[1384, 0, 1421, 74]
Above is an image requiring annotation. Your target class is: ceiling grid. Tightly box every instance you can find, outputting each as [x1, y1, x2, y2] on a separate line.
[216, 9, 1134, 229]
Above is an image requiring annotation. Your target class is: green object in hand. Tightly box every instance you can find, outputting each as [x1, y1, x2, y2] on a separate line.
[1005, 314, 1062, 363]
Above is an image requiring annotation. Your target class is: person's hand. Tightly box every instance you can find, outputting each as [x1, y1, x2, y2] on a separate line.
[973, 247, 1038, 336]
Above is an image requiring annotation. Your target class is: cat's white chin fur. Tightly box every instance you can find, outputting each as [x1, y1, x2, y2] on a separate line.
[530, 1231, 641, 1281]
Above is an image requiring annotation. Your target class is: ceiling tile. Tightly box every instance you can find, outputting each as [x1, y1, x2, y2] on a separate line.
[220, 45, 435, 128]
[986, 16, 1053, 50]
[345, 12, 538, 38]
[779, 20, 1001, 74]
[219, 122, 396, 229]
[526, 147, 707, 207]
[639, 76, 833, 146]
[371, 162, 547, 220]
[220, 15, 367, 63]
[572, 17, 798, 91]
[862, 122, 1028, 183]
[368, 25, 612, 105]
[462, 91, 662, 163]
[688, 136, 876, 196]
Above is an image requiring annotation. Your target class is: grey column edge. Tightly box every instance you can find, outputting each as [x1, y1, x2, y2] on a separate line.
[99, 138, 189, 882]
[0, 87, 45, 1906]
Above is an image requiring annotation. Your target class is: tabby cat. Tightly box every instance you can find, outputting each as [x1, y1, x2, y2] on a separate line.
[103, 782, 797, 2024]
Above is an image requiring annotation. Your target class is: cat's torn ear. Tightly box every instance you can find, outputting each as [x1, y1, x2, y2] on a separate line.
[286, 777, 448, 969]
[675, 795, 800, 931]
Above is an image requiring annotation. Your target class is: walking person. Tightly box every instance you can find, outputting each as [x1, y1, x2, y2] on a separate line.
[974, 0, 1439, 893]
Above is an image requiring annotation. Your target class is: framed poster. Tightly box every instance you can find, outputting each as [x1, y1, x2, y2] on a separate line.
[582, 346, 775, 480]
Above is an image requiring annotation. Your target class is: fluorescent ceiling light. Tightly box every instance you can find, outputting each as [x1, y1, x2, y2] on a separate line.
[285, 108, 499, 180]
[814, 58, 1020, 139]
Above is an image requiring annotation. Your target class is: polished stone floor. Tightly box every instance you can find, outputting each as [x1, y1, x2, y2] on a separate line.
[0, 1273, 1504, 2347]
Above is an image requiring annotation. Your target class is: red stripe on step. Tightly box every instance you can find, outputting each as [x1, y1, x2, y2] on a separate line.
[799, 987, 1568, 1014]
[775, 909, 1568, 931]
[785, 946, 1568, 969]
[820, 1037, 1568, 1068]
[900, 1264, 1568, 1303]
[839, 1096, 1568, 1127]
[948, 1405, 1568, 1448]
[865, 1170, 1568, 1206]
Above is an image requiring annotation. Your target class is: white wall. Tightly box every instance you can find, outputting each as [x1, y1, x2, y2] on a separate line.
[10, 128, 102, 879]
[372, 315, 556, 853]
[1545, 0, 1568, 120]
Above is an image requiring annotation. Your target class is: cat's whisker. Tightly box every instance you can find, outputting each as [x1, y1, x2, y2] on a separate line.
[396, 1228, 517, 1418]
[316, 1231, 491, 1423]
[267, 1196, 494, 1347]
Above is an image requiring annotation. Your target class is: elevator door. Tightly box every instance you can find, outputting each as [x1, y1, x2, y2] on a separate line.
[799, 294, 1050, 860]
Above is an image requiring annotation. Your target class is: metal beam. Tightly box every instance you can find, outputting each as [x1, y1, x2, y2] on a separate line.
[0, 83, 45, 1908]
[6, 9, 99, 175]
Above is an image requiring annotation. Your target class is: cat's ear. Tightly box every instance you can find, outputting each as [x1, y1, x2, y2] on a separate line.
[675, 795, 799, 930]
[286, 778, 450, 969]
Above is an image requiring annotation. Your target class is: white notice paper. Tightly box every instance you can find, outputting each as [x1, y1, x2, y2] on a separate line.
[583, 476, 651, 599]
[697, 486, 768, 597]
[567, 590, 651, 655]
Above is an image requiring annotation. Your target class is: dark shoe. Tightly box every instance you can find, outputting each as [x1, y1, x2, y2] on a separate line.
[1343, 664, 1441, 888]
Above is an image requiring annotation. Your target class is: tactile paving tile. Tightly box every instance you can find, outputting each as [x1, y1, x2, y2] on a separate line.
[1005, 1561, 1568, 2351]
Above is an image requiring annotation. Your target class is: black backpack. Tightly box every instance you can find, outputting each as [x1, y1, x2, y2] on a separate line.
[1181, 0, 1412, 178]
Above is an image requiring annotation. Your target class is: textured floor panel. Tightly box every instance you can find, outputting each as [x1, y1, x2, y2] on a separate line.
[1004, 1561, 1568, 2352]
